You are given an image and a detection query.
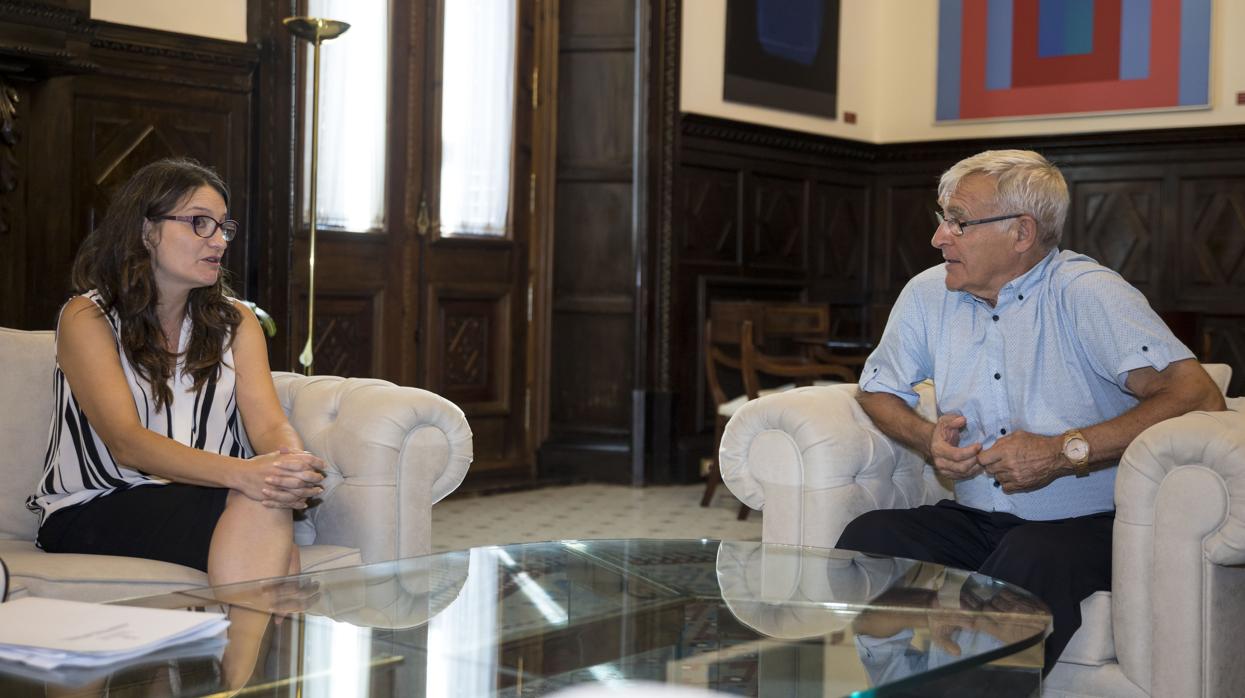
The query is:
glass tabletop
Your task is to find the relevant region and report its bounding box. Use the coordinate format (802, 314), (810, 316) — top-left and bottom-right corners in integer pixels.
(1, 539), (1050, 697)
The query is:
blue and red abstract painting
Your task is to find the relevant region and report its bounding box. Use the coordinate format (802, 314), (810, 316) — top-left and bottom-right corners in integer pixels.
(936, 0), (1211, 121)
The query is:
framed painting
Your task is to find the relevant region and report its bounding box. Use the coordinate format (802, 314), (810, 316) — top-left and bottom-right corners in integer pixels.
(936, 0), (1212, 121)
(723, 0), (841, 119)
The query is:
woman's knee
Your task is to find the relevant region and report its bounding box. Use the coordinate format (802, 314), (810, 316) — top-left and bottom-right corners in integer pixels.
(224, 490), (294, 531)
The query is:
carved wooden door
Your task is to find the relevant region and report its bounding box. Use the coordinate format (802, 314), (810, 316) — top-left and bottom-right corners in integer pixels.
(283, 0), (548, 481)
(411, 0), (544, 480)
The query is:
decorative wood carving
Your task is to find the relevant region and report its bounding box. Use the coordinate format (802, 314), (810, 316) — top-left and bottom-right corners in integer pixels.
(811, 182), (868, 295)
(1177, 178), (1245, 305)
(678, 165), (738, 264)
(445, 311), (488, 390)
(885, 185), (940, 291)
(429, 285), (511, 413)
(655, 0), (680, 392)
(1072, 181), (1160, 293)
(308, 295), (378, 379)
(750, 173), (804, 269)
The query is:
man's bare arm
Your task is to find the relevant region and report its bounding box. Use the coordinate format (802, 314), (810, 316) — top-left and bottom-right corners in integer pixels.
(1084, 358), (1226, 463)
(856, 390), (935, 458)
(979, 358), (1226, 492)
(856, 389), (983, 480)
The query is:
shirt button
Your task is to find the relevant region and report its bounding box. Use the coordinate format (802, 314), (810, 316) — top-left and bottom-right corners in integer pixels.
(1000, 428), (1007, 435)
(994, 372), (1001, 380)
(1142, 345), (1149, 352)
(1018, 294), (1024, 300)
(992, 314), (999, 322)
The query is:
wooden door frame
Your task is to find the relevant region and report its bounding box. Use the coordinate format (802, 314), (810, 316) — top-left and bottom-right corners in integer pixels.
(527, 0), (559, 464)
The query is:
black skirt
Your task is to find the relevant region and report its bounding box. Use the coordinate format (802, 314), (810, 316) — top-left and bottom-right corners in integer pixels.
(36, 483), (230, 572)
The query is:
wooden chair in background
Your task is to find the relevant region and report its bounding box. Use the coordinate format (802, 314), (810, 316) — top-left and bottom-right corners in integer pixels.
(702, 303), (773, 520)
(701, 301), (862, 520)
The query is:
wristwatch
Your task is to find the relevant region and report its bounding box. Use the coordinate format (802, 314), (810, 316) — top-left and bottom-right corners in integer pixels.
(1062, 429), (1091, 478)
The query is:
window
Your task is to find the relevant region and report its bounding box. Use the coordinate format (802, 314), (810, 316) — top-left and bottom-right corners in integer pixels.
(302, 0), (390, 232)
(438, 0), (517, 237)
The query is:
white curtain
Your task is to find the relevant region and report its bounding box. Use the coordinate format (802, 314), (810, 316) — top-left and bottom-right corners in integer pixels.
(303, 0), (389, 232)
(298, 618), (375, 698)
(425, 548), (500, 697)
(439, 0), (516, 236)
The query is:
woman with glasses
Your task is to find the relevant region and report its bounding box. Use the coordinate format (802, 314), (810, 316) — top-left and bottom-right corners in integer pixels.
(25, 157), (323, 683)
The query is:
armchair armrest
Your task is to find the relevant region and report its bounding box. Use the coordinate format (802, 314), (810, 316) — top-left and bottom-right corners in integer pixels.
(272, 373), (473, 563)
(718, 384), (930, 549)
(1112, 407), (1245, 696)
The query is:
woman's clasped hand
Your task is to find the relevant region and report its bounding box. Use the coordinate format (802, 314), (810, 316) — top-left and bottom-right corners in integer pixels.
(248, 448), (327, 509)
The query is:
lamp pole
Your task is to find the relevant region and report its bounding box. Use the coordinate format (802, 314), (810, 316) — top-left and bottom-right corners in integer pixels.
(283, 16), (350, 375)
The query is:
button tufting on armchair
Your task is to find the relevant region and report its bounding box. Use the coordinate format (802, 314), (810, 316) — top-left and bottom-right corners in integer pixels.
(718, 365), (1245, 697)
(0, 327), (473, 603)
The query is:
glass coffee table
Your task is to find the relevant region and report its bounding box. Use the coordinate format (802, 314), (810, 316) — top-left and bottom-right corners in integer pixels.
(0, 539), (1050, 696)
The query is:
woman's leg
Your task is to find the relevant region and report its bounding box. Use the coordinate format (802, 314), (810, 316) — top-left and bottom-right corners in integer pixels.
(207, 490), (294, 586)
(209, 491), (295, 690)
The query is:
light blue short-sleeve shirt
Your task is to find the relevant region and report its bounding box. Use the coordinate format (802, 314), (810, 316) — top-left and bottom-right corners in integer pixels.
(859, 249), (1194, 521)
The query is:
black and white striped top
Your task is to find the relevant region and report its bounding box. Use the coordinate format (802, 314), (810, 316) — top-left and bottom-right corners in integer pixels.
(26, 290), (252, 525)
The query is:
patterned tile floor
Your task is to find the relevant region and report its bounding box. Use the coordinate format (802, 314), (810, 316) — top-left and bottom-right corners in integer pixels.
(431, 484), (762, 553)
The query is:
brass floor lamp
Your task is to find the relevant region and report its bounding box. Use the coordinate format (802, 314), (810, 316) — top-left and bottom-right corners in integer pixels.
(284, 16), (349, 374)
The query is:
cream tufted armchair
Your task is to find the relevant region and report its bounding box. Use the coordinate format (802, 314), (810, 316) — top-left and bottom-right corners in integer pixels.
(719, 366), (1245, 697)
(0, 327), (473, 603)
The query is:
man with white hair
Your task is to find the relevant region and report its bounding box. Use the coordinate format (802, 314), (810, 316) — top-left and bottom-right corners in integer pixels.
(837, 149), (1225, 671)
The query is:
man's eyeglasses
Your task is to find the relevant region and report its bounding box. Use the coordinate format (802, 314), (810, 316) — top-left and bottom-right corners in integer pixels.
(149, 215), (240, 242)
(932, 210), (1024, 237)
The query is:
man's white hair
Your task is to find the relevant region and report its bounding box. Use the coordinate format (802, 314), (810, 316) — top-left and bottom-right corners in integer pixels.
(938, 150), (1069, 249)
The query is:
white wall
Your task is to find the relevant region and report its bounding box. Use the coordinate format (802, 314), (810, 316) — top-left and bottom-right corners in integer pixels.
(682, 0), (1245, 144)
(91, 0), (247, 43)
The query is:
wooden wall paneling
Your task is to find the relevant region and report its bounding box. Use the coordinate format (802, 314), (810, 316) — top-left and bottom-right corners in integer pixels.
(810, 180), (869, 299)
(541, 0), (638, 481)
(554, 182), (634, 296)
(34, 76), (249, 331)
(676, 164), (740, 265)
(748, 172), (806, 270)
(1202, 313), (1245, 397)
(1066, 172), (1164, 297)
(548, 310), (634, 434)
(1175, 175), (1245, 313)
(879, 180), (942, 300)
(0, 5), (257, 331)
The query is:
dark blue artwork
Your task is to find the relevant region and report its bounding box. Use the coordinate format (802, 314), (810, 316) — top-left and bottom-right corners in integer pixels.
(757, 0), (823, 65)
(724, 0), (839, 118)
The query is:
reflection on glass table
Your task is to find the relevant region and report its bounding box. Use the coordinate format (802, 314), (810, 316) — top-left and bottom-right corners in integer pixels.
(0, 539), (1050, 697)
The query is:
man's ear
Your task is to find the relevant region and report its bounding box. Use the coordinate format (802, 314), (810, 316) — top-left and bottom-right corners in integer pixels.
(1012, 215), (1040, 254)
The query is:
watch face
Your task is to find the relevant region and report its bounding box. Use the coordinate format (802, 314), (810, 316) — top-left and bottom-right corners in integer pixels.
(1065, 438), (1089, 462)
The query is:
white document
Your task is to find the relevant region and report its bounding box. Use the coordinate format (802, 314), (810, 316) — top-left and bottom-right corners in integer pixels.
(0, 597), (229, 670)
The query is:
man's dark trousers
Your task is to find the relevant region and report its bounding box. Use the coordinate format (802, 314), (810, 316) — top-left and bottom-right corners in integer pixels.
(837, 499), (1114, 674)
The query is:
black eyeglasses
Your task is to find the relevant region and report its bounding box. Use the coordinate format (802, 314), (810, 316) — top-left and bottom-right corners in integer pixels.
(149, 215), (239, 242)
(932, 210), (1024, 237)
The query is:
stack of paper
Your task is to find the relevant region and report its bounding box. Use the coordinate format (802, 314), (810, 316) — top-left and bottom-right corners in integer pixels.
(0, 597), (229, 671)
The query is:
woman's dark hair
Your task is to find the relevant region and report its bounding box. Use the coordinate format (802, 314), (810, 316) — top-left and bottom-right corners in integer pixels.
(71, 157), (242, 412)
